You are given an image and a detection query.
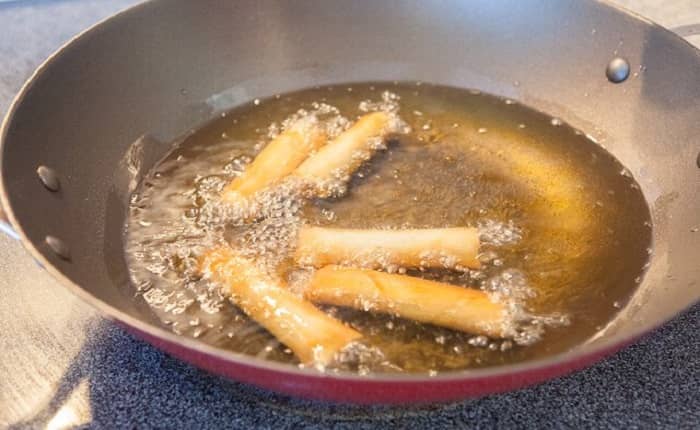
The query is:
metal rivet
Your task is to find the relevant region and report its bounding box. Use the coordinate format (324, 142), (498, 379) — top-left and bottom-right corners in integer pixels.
(36, 165), (60, 191)
(45, 235), (71, 260)
(606, 57), (631, 83)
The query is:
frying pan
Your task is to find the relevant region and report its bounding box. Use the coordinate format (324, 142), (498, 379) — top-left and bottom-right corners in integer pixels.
(0, 0), (698, 404)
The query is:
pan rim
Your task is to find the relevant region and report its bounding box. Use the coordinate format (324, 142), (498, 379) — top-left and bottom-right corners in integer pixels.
(0, 0), (698, 385)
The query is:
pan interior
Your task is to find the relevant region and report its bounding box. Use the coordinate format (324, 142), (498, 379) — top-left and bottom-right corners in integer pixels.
(124, 82), (652, 374)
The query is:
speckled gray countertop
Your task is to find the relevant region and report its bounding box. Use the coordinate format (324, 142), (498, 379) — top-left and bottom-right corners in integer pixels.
(0, 1), (698, 428)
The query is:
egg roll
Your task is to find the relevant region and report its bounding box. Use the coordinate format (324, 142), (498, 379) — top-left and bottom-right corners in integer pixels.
(293, 112), (393, 197)
(200, 248), (361, 366)
(295, 226), (480, 269)
(305, 266), (505, 338)
(222, 123), (326, 204)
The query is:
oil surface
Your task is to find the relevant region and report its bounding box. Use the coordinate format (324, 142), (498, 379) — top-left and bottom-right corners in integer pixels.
(125, 83), (652, 374)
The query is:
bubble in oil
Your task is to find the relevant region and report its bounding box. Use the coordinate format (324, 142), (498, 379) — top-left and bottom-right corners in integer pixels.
(478, 219), (523, 246)
(468, 336), (489, 347)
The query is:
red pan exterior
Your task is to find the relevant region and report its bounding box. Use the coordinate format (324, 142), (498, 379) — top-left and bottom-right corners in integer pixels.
(125, 323), (637, 404)
(2, 0), (699, 406)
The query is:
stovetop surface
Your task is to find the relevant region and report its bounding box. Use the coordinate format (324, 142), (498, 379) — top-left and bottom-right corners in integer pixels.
(0, 1), (698, 428)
